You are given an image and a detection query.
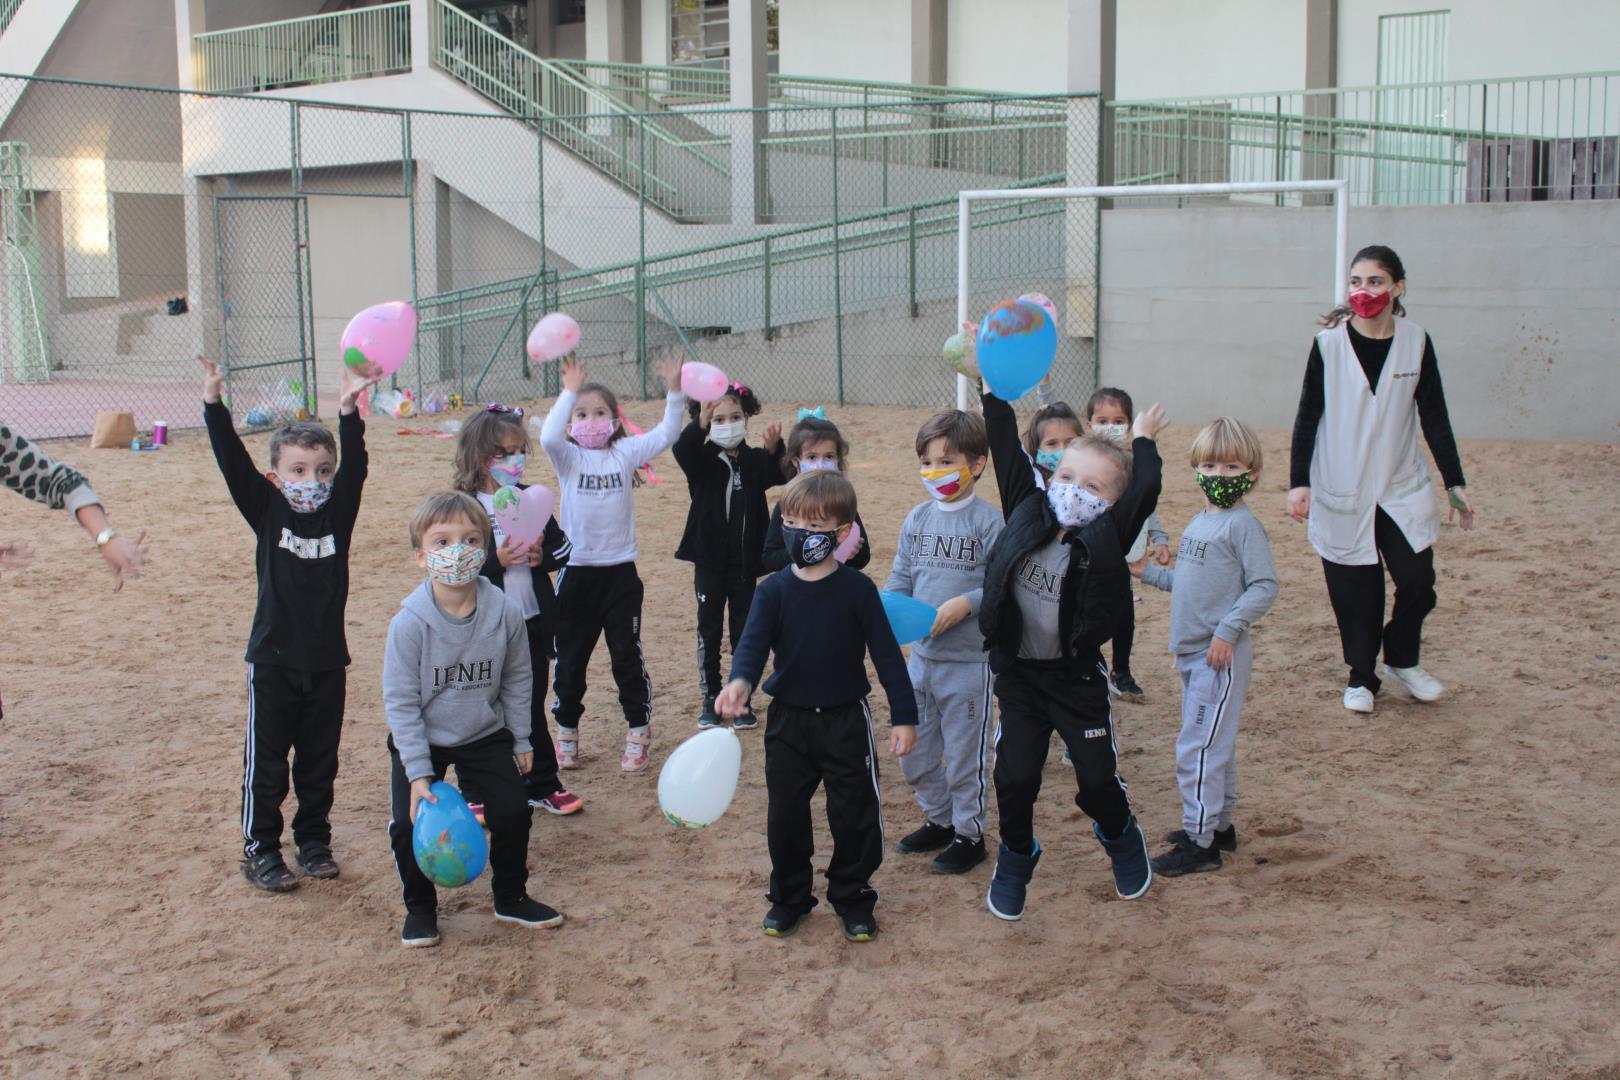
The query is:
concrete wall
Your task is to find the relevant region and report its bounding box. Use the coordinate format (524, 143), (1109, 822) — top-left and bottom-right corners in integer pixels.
(1098, 200), (1620, 442)
(203, 0), (327, 34)
(778, 0), (913, 85)
(945, 0), (1069, 94)
(1114, 0), (1306, 100)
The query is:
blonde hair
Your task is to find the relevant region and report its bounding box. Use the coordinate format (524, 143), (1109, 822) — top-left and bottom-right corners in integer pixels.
(1066, 433), (1133, 500)
(1189, 417), (1263, 471)
(452, 409), (528, 493)
(778, 470), (857, 527)
(408, 491), (491, 550)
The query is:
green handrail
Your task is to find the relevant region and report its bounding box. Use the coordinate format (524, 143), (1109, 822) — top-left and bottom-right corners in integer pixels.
(0, 0), (24, 37)
(192, 3), (411, 94)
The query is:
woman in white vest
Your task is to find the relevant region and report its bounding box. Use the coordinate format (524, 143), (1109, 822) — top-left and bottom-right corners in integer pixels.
(1287, 245), (1475, 714)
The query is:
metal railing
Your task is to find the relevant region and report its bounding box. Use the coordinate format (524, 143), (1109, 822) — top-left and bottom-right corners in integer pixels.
(0, 0), (24, 37)
(192, 3), (412, 94)
(1111, 70), (1620, 205)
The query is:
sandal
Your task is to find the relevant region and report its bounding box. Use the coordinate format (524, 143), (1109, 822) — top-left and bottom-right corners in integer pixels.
(296, 843), (341, 880)
(240, 852), (300, 893)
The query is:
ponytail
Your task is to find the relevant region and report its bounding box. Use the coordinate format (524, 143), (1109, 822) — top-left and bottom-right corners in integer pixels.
(1320, 243), (1408, 327)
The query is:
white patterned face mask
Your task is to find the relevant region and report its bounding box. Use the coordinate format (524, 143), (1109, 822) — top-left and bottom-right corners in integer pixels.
(1091, 423), (1129, 445)
(282, 480), (332, 514)
(425, 543), (486, 586)
(1046, 482), (1112, 530)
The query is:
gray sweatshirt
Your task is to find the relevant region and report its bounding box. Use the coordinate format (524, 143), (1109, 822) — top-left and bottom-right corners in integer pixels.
(1142, 504), (1279, 656)
(884, 494), (1005, 661)
(383, 578), (533, 782)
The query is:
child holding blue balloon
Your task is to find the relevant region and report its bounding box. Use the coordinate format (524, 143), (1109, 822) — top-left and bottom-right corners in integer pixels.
(383, 491), (564, 948)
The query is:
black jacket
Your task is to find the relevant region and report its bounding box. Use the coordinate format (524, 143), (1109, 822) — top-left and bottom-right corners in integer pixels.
(672, 420), (787, 575)
(761, 502), (872, 573)
(978, 391), (1161, 673)
(479, 489), (571, 654)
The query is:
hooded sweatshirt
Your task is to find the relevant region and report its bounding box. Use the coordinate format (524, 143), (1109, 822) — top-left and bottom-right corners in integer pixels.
(383, 578), (533, 782)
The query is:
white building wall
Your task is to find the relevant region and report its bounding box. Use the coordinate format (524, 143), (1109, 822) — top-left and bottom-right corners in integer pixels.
(1113, 0), (1306, 100)
(778, 0), (913, 84)
(945, 0), (1070, 93)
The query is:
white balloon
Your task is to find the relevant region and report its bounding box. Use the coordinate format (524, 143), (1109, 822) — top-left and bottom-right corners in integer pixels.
(657, 728), (742, 829)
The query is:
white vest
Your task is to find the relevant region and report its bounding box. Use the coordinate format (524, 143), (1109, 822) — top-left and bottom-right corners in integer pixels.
(1308, 317), (1440, 566)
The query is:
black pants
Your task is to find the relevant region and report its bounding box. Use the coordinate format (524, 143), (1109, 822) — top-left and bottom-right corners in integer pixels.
(1321, 507), (1437, 692)
(764, 700), (884, 920)
(242, 663), (345, 860)
(1111, 587), (1135, 677)
(694, 564), (757, 699)
(388, 730), (530, 912)
(551, 563), (650, 730)
(992, 657), (1131, 854)
(520, 613), (563, 797)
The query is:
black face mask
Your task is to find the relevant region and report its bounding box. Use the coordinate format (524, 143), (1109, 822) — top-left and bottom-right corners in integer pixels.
(781, 524), (838, 569)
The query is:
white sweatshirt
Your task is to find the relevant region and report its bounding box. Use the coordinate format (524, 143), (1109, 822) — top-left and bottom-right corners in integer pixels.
(537, 388), (685, 566)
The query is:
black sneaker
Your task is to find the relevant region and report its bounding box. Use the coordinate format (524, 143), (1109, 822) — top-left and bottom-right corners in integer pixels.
(697, 697), (722, 729)
(1110, 671), (1145, 703)
(763, 905), (805, 938)
(295, 842), (340, 879)
(930, 835), (987, 875)
(1151, 836), (1223, 876)
(401, 909), (440, 948)
(1163, 825), (1238, 853)
(240, 852), (300, 893)
(896, 821), (955, 854)
(731, 710), (759, 731)
(493, 895), (565, 928)
(840, 914), (878, 942)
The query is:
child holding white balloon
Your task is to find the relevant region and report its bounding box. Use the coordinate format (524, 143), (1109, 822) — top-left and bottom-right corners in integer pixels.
(451, 406), (582, 816)
(538, 355), (685, 773)
(760, 415), (872, 572)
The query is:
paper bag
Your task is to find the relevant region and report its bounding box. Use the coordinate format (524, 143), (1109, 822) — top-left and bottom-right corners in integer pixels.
(89, 411), (136, 449)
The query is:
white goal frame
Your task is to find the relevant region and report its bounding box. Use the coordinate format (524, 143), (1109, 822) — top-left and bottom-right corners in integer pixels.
(954, 179), (1351, 410)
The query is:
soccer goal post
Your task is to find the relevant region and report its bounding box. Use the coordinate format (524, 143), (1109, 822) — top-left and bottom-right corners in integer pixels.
(954, 179), (1351, 410)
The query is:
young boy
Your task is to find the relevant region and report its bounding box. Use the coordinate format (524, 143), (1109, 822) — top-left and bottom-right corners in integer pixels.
(885, 410), (1004, 874)
(1138, 417), (1278, 875)
(201, 355), (372, 893)
(714, 471), (918, 942)
(384, 492), (563, 948)
(977, 388), (1168, 920)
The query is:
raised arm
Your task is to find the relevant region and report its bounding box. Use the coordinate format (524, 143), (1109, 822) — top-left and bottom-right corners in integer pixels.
(329, 409), (369, 532)
(982, 390), (1039, 519)
(672, 416), (710, 480)
(538, 386), (581, 476)
(204, 400), (274, 527)
(618, 387), (687, 468)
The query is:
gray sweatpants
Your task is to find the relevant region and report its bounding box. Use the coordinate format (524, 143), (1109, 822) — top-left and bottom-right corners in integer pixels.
(901, 652), (993, 841)
(1174, 633), (1253, 847)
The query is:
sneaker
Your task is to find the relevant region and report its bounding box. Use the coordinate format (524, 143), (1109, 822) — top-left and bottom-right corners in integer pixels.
(467, 802), (487, 827)
(731, 711), (759, 731)
(840, 914), (878, 942)
(530, 788), (584, 816)
(295, 842), (340, 879)
(1151, 835), (1223, 876)
(697, 698), (722, 729)
(556, 728), (580, 769)
(930, 835), (987, 875)
(1094, 815), (1153, 900)
(240, 852), (300, 893)
(493, 895), (565, 929)
(1382, 664), (1445, 702)
(1164, 825), (1237, 853)
(622, 728), (651, 773)
(763, 905), (805, 938)
(896, 821), (955, 854)
(401, 909), (440, 948)
(1110, 671), (1145, 703)
(986, 839), (1042, 921)
(1343, 686), (1376, 713)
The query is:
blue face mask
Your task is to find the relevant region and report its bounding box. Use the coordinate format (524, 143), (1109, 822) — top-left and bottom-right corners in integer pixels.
(1035, 449), (1063, 472)
(489, 453), (526, 488)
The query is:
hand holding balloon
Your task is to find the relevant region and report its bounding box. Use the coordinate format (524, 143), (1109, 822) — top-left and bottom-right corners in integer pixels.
(929, 594), (972, 637)
(713, 678), (752, 718)
(561, 357), (586, 393)
(408, 777), (438, 824)
(338, 364), (380, 416)
(341, 301), (417, 380)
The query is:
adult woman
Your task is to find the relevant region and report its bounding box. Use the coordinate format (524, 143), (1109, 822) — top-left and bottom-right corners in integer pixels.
(1287, 245), (1475, 714)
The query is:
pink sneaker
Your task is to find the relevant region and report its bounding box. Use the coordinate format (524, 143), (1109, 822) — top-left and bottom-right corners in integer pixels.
(556, 729), (580, 770)
(621, 728), (651, 773)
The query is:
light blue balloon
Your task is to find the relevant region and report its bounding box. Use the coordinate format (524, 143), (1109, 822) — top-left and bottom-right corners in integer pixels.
(976, 299), (1058, 400)
(880, 590), (938, 646)
(412, 780), (488, 888)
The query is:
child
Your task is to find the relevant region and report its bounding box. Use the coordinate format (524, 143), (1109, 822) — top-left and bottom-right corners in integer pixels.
(383, 492), (563, 948)
(1023, 387), (1083, 483)
(452, 405), (582, 816)
(760, 415), (872, 572)
(714, 471), (918, 942)
(672, 384), (786, 730)
(977, 386), (1168, 920)
(1138, 418), (1278, 876)
(885, 410), (1004, 874)
(199, 355), (373, 893)
(539, 356), (685, 773)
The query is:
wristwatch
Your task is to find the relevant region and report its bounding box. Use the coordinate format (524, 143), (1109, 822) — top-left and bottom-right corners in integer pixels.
(96, 527), (117, 548)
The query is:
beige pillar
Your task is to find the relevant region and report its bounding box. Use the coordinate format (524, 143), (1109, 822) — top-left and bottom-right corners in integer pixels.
(909, 0), (946, 87)
(730, 0), (767, 224)
(1303, 0), (1338, 197)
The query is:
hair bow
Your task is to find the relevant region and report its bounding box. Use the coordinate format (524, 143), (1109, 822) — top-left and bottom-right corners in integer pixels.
(797, 406), (826, 421)
(485, 402), (524, 417)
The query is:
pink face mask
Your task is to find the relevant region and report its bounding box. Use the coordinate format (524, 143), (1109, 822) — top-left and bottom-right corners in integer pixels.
(571, 417), (615, 449)
(1348, 289), (1393, 319)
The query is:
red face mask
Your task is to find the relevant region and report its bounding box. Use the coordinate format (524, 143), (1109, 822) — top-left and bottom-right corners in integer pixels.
(1348, 289), (1393, 319)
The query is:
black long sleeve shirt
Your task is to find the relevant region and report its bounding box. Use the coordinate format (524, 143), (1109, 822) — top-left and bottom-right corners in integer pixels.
(1290, 323), (1465, 491)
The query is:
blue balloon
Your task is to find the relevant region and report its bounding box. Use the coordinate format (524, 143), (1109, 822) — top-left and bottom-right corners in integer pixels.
(976, 299), (1058, 401)
(412, 780), (488, 888)
(880, 590), (938, 646)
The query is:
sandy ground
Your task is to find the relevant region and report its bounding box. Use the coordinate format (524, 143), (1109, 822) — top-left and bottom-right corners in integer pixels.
(2, 399), (1618, 1079)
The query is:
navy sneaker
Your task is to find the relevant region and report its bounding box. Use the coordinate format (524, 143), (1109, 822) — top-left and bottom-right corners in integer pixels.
(1164, 825), (1237, 853)
(731, 711), (759, 731)
(763, 905), (806, 938)
(986, 839), (1042, 921)
(697, 698), (722, 729)
(1094, 815), (1153, 900)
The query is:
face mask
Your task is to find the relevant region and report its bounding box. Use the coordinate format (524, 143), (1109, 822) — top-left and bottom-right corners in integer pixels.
(282, 480), (332, 514)
(489, 453), (525, 488)
(1197, 471), (1254, 509)
(1348, 289), (1393, 319)
(571, 417), (615, 449)
(425, 542), (486, 586)
(796, 458), (838, 474)
(709, 420), (747, 449)
(1047, 481), (1112, 530)
(781, 524), (838, 569)
(1035, 448), (1063, 473)
(919, 466), (968, 501)
(1092, 423), (1129, 445)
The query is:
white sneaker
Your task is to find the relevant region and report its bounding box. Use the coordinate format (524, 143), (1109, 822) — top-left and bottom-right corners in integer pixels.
(1382, 664), (1445, 702)
(1343, 686), (1376, 713)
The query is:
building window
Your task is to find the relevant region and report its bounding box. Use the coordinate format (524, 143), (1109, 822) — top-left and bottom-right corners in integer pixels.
(671, 0), (777, 67)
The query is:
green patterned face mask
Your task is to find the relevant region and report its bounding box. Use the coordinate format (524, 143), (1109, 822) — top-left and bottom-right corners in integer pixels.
(1196, 471), (1254, 509)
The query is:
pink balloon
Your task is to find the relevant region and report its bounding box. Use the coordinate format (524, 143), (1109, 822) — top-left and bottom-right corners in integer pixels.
(1017, 292), (1059, 326)
(833, 521), (862, 564)
(340, 301), (417, 380)
(527, 313), (582, 362)
(491, 484), (554, 549)
(680, 361), (730, 403)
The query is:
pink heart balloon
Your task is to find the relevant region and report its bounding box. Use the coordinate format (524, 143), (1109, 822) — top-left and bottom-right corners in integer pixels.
(527, 313), (582, 362)
(491, 484), (554, 549)
(340, 301), (417, 380)
(833, 521), (862, 564)
(680, 361), (730, 403)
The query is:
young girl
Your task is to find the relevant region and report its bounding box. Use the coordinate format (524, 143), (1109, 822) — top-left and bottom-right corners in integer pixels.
(672, 384), (786, 730)
(761, 416), (872, 572)
(539, 356), (685, 773)
(452, 406), (582, 815)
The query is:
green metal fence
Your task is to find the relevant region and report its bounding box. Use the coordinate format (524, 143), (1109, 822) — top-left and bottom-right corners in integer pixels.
(192, 3), (412, 94)
(0, 0), (24, 38)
